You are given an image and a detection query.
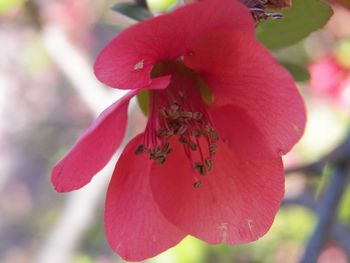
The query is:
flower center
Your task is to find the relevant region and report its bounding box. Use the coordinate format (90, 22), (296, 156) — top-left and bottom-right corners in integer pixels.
(135, 61), (218, 188)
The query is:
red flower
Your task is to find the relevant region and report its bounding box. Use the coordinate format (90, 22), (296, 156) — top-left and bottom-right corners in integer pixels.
(51, 0), (306, 260)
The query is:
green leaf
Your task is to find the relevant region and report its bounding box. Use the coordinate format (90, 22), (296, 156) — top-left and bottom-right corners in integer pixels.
(111, 2), (152, 21)
(136, 90), (150, 116)
(281, 62), (310, 82)
(256, 0), (333, 50)
(146, 0), (179, 13)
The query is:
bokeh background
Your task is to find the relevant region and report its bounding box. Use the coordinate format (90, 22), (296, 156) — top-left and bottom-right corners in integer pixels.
(1, 0), (350, 262)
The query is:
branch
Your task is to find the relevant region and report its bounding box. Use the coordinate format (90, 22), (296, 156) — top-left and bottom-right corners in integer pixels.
(25, 2), (129, 263)
(299, 164), (349, 263)
(35, 160), (115, 263)
(332, 224), (350, 257)
(283, 192), (350, 259)
(285, 160), (324, 176)
(285, 129), (350, 176)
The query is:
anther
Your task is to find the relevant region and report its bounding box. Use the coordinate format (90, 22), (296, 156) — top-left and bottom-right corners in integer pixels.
(181, 111), (193, 119)
(205, 158), (212, 171)
(135, 145), (145, 155)
(205, 126), (219, 141)
(167, 110), (180, 120)
(189, 141), (197, 151)
(209, 132), (219, 141)
(209, 144), (218, 154)
(149, 144), (171, 165)
(178, 125), (187, 135)
(193, 180), (202, 188)
(171, 102), (179, 111)
(193, 112), (202, 121)
(194, 162), (206, 176)
(155, 155), (166, 164)
(162, 143), (171, 154)
(179, 137), (189, 145)
(191, 129), (203, 137)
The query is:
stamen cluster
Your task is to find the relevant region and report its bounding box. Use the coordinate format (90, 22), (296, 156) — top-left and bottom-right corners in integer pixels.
(135, 89), (219, 186)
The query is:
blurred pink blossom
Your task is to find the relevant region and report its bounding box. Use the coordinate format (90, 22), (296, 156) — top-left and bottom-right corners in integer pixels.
(309, 56), (350, 112)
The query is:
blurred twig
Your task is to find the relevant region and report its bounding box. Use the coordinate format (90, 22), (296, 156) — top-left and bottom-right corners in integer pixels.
(300, 164), (349, 263)
(283, 187), (350, 260)
(284, 129), (350, 262)
(286, 130), (350, 176)
(24, 1), (128, 263)
(41, 25), (126, 114)
(35, 160), (114, 263)
(332, 224), (350, 256)
(36, 29), (125, 263)
(285, 160), (324, 176)
(24, 0), (42, 29)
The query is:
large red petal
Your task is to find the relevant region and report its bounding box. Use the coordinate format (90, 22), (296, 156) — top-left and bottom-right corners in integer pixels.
(185, 30), (306, 159)
(51, 76), (170, 192)
(94, 0), (253, 90)
(209, 105), (276, 159)
(51, 91), (132, 192)
(150, 139), (284, 244)
(105, 134), (186, 261)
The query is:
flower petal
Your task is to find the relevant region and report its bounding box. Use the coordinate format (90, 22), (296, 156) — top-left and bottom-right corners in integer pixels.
(105, 134), (186, 261)
(51, 92), (132, 192)
(51, 76), (170, 192)
(94, 0), (253, 90)
(150, 139), (284, 244)
(209, 105), (275, 159)
(185, 30), (306, 159)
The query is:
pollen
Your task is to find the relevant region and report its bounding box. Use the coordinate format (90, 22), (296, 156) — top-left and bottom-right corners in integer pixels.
(136, 98), (219, 173)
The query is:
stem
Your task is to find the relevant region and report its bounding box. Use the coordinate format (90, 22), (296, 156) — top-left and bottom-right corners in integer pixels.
(299, 164), (349, 263)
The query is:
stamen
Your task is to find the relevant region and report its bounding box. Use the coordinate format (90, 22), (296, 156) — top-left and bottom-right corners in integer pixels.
(191, 129), (203, 137)
(189, 141), (197, 151)
(139, 93), (217, 169)
(135, 145), (145, 155)
(205, 158), (212, 171)
(135, 61), (219, 186)
(193, 180), (202, 189)
(209, 144), (218, 154)
(178, 125), (187, 135)
(194, 162), (206, 176)
(193, 112), (203, 121)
